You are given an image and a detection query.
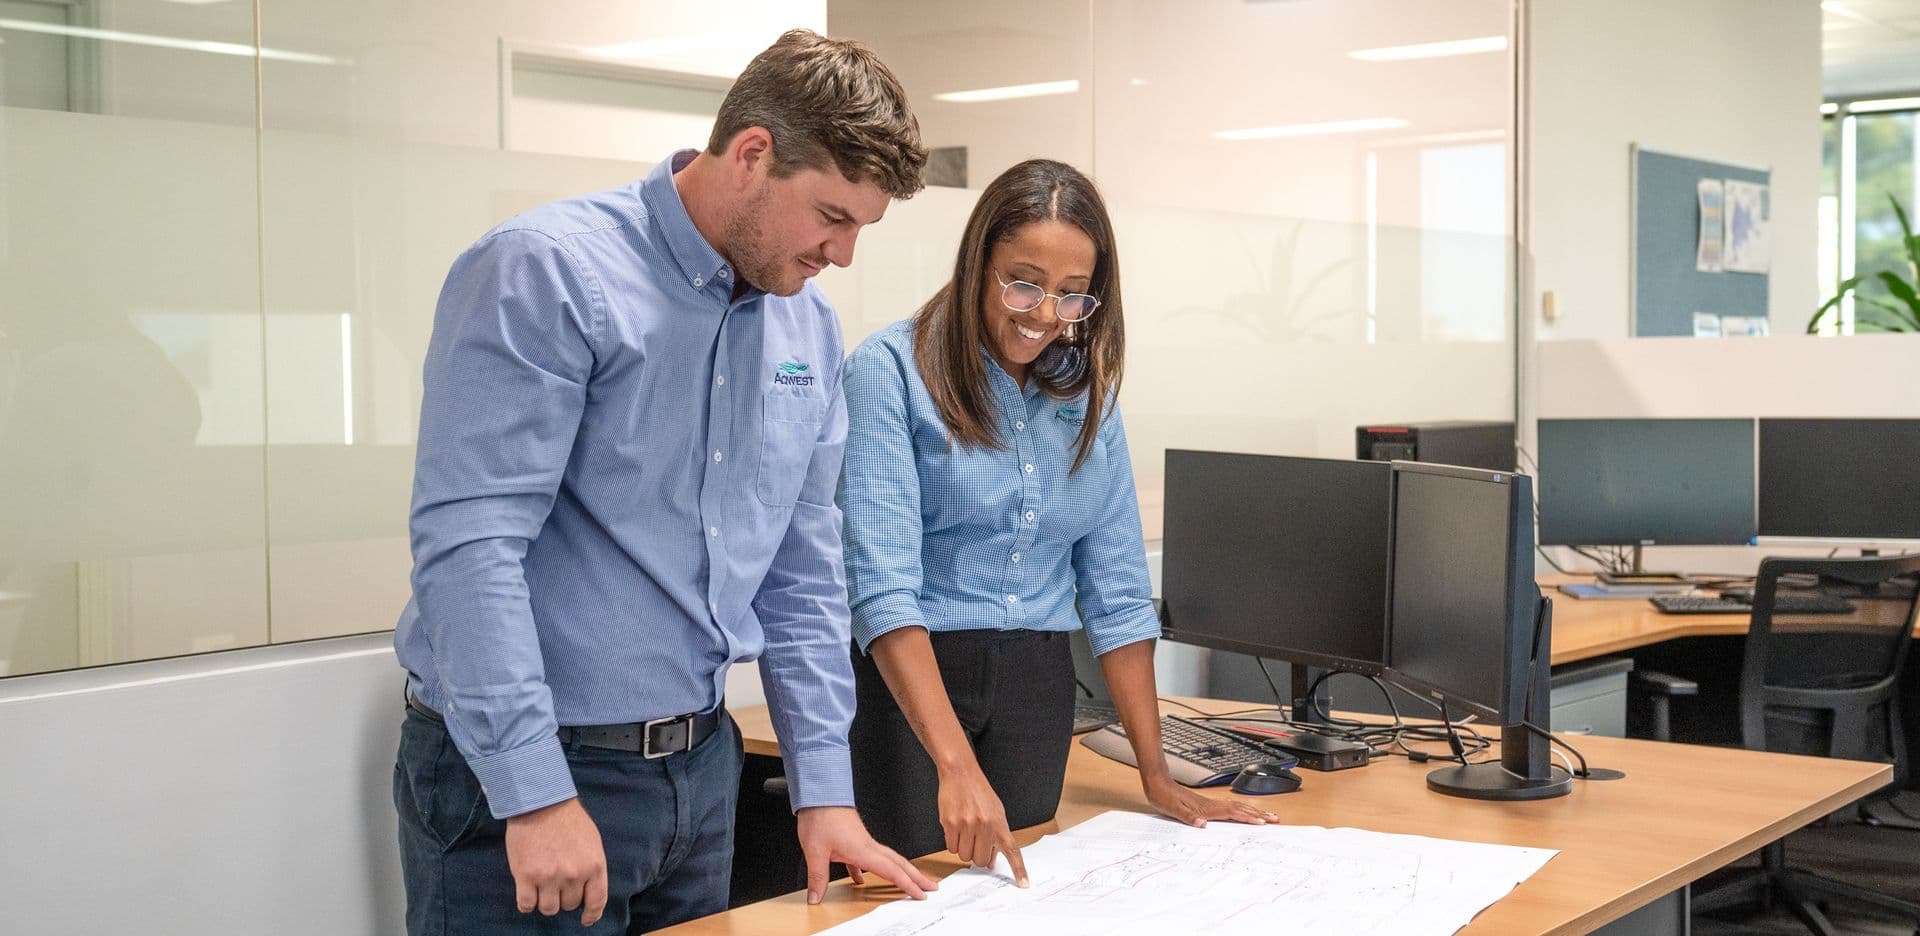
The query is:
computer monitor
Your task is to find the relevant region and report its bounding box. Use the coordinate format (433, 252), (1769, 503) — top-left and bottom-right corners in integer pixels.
(1758, 419), (1920, 541)
(1537, 418), (1756, 547)
(1160, 450), (1391, 677)
(1385, 461), (1570, 801)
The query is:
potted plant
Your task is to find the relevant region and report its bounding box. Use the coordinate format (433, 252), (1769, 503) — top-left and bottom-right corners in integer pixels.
(1808, 193), (1920, 333)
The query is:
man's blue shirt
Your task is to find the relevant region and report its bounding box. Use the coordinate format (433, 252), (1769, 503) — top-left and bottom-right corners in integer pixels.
(396, 150), (855, 818)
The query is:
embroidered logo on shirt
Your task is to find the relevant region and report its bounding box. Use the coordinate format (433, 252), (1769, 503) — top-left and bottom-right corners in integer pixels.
(773, 360), (815, 386)
(1057, 406), (1084, 425)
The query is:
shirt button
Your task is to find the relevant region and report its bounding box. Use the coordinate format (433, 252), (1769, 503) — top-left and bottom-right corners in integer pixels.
(1015, 421), (1026, 431)
(1025, 511), (1035, 524)
(715, 375), (725, 386)
(1011, 552), (1022, 563)
(709, 527), (719, 538)
(718, 268), (731, 279)
(709, 601), (719, 616)
(1023, 463), (1034, 474)
(713, 450), (724, 463)
(1006, 594), (1019, 604)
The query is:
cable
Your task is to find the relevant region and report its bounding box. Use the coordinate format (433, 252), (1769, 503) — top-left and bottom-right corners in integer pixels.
(1521, 720), (1592, 777)
(1075, 677), (1095, 699)
(1254, 658), (1285, 709)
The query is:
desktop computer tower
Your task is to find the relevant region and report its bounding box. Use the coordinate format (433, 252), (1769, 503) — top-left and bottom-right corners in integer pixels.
(1356, 421), (1514, 471)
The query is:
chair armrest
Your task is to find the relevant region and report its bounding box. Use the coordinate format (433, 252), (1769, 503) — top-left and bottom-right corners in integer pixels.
(1631, 669), (1698, 697)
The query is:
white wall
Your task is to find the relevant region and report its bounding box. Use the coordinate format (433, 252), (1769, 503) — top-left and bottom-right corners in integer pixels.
(0, 635), (406, 934)
(1527, 0), (1823, 341)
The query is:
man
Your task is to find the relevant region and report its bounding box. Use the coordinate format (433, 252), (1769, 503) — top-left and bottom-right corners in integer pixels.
(392, 29), (936, 933)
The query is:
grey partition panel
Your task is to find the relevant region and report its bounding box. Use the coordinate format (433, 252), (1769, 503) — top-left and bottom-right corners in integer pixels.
(1631, 146), (1769, 337)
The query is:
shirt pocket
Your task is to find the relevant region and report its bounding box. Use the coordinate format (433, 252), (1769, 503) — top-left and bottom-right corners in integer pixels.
(757, 389), (827, 507)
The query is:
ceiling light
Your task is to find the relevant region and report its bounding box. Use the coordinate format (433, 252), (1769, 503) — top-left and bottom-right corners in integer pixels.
(1215, 117), (1409, 141)
(0, 17), (342, 64)
(933, 79), (1080, 103)
(1349, 36), (1506, 62)
(1847, 96), (1920, 113)
(1821, 102), (1840, 115)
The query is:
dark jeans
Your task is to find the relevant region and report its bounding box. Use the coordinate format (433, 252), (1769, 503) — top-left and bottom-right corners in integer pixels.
(394, 704), (743, 935)
(849, 628), (1077, 860)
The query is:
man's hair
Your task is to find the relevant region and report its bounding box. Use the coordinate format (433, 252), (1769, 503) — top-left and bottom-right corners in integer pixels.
(708, 29), (927, 200)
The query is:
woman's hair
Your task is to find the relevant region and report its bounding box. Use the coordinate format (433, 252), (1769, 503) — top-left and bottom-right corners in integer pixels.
(911, 159), (1124, 472)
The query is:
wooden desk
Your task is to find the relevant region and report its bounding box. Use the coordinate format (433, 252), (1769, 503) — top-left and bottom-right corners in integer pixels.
(1544, 575), (1920, 665)
(676, 698), (1888, 936)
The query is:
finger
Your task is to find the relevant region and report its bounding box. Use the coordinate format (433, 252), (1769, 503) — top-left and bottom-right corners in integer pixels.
(847, 865), (867, 886)
(998, 831), (1030, 887)
(560, 878), (585, 912)
(805, 847), (830, 905)
(877, 854), (930, 900)
(515, 872), (536, 914)
(954, 826), (977, 867)
(538, 881), (562, 916)
(581, 867), (608, 927)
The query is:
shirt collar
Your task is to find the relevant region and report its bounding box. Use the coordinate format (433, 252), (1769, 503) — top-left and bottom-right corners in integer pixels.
(641, 149), (755, 296)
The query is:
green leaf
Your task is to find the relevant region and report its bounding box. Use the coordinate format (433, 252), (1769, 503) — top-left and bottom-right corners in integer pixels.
(1876, 270), (1920, 317)
(1807, 274), (1866, 333)
(1891, 194), (1920, 276)
(1858, 297), (1917, 332)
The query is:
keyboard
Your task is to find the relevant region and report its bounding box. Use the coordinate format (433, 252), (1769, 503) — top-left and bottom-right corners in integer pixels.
(1649, 594), (1748, 614)
(1071, 700), (1120, 735)
(1650, 592), (1857, 615)
(1079, 715), (1295, 787)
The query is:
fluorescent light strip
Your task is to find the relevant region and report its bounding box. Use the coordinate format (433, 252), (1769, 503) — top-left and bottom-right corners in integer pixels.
(1349, 36), (1506, 61)
(1822, 102), (1841, 115)
(1846, 96), (1920, 113)
(0, 17), (344, 65)
(933, 79), (1080, 103)
(1215, 117), (1408, 141)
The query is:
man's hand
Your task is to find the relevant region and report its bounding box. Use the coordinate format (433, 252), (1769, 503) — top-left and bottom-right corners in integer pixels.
(936, 767), (1029, 886)
(505, 798), (609, 926)
(795, 806), (938, 905)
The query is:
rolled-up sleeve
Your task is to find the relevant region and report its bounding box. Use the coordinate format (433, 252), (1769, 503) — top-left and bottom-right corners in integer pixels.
(1071, 404), (1161, 657)
(409, 229), (600, 818)
(754, 321), (858, 811)
(837, 341), (928, 653)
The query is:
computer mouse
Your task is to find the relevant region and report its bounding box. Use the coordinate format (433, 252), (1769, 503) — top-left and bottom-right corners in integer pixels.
(1231, 762), (1302, 795)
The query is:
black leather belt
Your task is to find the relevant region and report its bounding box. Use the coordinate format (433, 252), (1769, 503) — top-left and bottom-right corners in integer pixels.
(407, 690), (720, 759)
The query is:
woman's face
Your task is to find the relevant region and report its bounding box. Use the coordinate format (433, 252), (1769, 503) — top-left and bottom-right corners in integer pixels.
(978, 219), (1097, 384)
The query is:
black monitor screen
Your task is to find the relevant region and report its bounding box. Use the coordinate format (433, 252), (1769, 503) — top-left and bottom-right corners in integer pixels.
(1759, 419), (1920, 540)
(1537, 418), (1755, 546)
(1387, 464), (1531, 722)
(1161, 451), (1390, 674)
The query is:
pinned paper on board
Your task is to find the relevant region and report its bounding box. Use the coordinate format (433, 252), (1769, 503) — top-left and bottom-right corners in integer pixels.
(1723, 179), (1770, 273)
(1696, 178), (1724, 272)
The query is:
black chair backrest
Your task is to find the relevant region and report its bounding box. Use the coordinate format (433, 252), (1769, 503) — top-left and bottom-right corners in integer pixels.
(1740, 554), (1920, 784)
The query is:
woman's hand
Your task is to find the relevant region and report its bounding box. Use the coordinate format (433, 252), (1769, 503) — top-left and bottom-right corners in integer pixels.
(937, 766), (1030, 886)
(1142, 774), (1281, 828)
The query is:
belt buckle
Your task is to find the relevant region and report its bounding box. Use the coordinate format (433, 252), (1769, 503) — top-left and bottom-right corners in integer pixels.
(642, 715), (691, 759)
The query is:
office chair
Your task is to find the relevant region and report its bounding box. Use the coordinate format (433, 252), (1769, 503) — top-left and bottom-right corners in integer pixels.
(1637, 555), (1920, 935)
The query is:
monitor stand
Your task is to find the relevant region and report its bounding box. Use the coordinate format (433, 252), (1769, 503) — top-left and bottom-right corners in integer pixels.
(1595, 545), (1683, 584)
(1289, 663), (1331, 727)
(1426, 595), (1574, 801)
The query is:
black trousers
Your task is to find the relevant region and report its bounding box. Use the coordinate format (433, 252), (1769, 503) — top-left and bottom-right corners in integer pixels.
(849, 628), (1077, 860)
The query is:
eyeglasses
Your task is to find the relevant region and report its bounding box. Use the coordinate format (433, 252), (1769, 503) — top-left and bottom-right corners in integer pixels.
(995, 271), (1101, 323)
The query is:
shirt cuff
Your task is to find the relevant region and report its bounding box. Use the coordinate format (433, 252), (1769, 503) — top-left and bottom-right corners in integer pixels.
(784, 746), (856, 812)
(467, 735), (578, 819)
(1086, 602), (1163, 657)
(851, 591), (923, 654)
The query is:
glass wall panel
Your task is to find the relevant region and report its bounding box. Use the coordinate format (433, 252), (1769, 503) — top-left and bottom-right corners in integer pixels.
(0, 2), (266, 677)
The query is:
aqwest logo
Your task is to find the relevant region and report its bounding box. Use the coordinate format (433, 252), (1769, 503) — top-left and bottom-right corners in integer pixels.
(773, 360), (815, 386)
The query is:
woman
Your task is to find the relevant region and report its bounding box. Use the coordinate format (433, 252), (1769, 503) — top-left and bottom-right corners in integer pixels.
(839, 159), (1276, 883)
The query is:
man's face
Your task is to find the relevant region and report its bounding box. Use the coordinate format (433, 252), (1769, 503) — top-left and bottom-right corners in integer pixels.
(725, 165), (891, 297)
